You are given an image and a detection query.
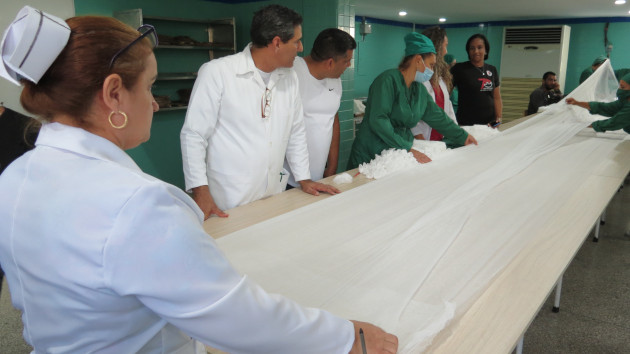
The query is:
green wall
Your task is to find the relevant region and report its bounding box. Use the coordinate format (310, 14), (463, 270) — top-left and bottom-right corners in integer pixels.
(75, 0), (340, 189)
(354, 22), (411, 98)
(353, 18), (630, 98)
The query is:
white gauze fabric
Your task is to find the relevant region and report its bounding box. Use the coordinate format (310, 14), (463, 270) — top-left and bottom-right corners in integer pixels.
(358, 149), (417, 179)
(332, 172), (353, 184)
(216, 61), (621, 353)
(462, 124), (501, 141)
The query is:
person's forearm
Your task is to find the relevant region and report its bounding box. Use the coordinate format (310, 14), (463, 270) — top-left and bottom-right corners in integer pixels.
(324, 114), (340, 177)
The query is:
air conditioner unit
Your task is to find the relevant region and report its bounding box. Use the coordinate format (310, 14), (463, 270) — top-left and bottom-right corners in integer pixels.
(500, 25), (571, 91)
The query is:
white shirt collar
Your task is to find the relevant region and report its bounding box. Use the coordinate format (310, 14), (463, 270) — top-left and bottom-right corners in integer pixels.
(35, 122), (141, 172)
(237, 43), (289, 89)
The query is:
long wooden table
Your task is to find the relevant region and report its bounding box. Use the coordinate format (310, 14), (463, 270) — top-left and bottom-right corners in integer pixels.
(203, 116), (630, 353)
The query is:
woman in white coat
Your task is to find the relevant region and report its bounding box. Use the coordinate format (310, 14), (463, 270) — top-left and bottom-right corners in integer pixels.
(0, 8), (397, 354)
(411, 26), (458, 141)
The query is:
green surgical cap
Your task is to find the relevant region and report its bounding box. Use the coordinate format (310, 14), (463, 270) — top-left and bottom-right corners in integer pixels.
(444, 54), (455, 65)
(620, 72), (630, 84)
(592, 55), (607, 66)
(404, 32), (436, 57)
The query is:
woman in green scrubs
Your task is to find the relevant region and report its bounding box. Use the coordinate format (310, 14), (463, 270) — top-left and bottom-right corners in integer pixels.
(348, 33), (477, 169)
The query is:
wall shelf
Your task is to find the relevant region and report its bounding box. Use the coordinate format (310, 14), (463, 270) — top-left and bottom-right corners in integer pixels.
(114, 9), (236, 114)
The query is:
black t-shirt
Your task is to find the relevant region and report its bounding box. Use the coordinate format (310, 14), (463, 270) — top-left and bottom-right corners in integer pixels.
(451, 61), (500, 126)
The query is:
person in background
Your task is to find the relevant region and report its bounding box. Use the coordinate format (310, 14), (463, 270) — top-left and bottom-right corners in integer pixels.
(348, 32), (477, 169)
(567, 72), (630, 134)
(526, 71), (563, 115)
(284, 28), (356, 188)
(0, 106), (39, 174)
(181, 5), (339, 219)
(0, 7), (397, 353)
(0, 105), (40, 297)
(411, 26), (457, 141)
(451, 33), (503, 127)
(579, 55), (607, 84)
(444, 53), (458, 113)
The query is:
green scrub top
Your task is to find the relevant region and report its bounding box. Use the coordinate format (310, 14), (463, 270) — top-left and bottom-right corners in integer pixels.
(579, 67), (594, 84)
(348, 69), (468, 169)
(589, 99), (630, 133)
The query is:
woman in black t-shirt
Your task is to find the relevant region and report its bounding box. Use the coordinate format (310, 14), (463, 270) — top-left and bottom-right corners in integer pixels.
(451, 34), (503, 126)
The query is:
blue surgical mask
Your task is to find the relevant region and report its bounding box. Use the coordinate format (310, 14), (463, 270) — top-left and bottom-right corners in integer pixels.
(414, 58), (434, 83)
(616, 88), (630, 101)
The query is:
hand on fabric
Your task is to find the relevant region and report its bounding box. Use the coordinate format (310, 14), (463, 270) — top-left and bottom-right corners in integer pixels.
(299, 179), (341, 196)
(411, 149), (432, 164)
(349, 321), (398, 354)
(191, 185), (229, 220)
(566, 98), (590, 110)
(464, 134), (478, 146)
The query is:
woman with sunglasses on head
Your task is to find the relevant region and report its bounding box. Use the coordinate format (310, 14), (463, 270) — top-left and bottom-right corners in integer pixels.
(0, 7), (397, 354)
(411, 26), (457, 142)
(348, 33), (476, 169)
(451, 33), (503, 127)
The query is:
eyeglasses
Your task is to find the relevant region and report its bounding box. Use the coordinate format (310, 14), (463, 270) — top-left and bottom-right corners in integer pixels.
(108, 24), (158, 70)
(261, 88), (272, 118)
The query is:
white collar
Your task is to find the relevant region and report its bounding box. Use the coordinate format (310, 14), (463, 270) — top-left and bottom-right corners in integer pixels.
(35, 122), (141, 172)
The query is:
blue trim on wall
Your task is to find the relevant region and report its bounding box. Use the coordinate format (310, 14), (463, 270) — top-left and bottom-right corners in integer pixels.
(356, 15), (630, 29)
(205, 0), (267, 3)
(356, 16), (414, 29)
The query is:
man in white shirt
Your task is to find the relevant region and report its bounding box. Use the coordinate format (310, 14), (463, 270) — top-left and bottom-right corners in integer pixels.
(285, 28), (356, 187)
(181, 5), (339, 219)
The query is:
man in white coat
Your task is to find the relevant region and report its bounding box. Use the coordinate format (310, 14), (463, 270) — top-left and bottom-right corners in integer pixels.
(181, 5), (339, 219)
(285, 28), (356, 188)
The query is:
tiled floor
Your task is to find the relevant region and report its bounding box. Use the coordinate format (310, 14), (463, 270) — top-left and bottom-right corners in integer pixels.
(2, 183), (630, 353)
(520, 181), (630, 353)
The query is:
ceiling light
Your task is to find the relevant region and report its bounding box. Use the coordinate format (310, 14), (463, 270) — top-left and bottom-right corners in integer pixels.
(399, 11), (407, 16)
(615, 0), (626, 4)
(439, 18), (447, 22)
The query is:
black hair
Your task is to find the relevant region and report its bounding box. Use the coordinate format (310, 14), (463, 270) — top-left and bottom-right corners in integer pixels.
(543, 71), (556, 80)
(250, 5), (303, 48)
(310, 28), (356, 62)
(466, 33), (490, 60)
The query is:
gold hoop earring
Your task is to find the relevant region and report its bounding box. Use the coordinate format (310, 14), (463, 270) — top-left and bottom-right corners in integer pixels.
(108, 111), (128, 129)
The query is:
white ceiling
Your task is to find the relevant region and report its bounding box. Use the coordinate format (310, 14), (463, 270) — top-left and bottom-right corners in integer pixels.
(354, 0), (630, 25)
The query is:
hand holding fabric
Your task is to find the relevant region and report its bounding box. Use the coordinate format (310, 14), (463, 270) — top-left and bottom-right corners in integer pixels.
(349, 320), (398, 354)
(566, 98), (590, 110)
(464, 134), (478, 146)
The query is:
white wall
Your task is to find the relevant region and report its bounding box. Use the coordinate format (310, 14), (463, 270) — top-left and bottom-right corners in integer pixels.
(1, 0), (74, 115)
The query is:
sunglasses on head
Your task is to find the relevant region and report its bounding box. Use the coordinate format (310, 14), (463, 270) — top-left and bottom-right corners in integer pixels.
(108, 24), (158, 69)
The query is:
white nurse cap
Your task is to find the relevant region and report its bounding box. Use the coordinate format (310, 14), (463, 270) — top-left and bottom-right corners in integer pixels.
(0, 6), (70, 85)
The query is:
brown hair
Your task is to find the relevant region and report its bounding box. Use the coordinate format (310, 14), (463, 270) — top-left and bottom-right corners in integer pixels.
(20, 16), (153, 124)
(421, 26), (452, 92)
(398, 53), (433, 71)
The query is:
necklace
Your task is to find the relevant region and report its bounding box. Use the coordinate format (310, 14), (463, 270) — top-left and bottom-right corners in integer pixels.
(474, 63), (486, 76)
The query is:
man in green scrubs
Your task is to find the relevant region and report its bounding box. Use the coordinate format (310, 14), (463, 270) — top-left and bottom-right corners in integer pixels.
(567, 72), (630, 133)
(579, 55), (607, 84)
(348, 33), (476, 169)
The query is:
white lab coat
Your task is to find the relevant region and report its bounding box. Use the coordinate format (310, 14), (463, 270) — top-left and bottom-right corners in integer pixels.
(411, 78), (457, 139)
(285, 56), (342, 186)
(0, 123), (353, 353)
(181, 45), (310, 210)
